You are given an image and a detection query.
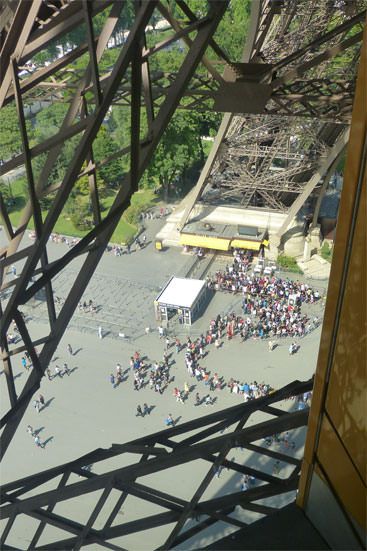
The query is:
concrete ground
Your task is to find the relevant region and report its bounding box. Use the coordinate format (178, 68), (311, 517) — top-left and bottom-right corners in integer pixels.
(0, 219), (328, 550)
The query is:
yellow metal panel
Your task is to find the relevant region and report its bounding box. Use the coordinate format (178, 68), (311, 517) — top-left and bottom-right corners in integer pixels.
(318, 416), (366, 529)
(325, 179), (366, 483)
(297, 25), (366, 528)
(230, 239), (261, 250)
(180, 233), (230, 251)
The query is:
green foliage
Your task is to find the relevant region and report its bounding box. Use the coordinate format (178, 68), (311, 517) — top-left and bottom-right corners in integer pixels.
(277, 255), (303, 273)
(116, 189), (157, 227)
(1, 2), (254, 239)
(213, 0), (251, 61)
(320, 242), (333, 262)
(0, 105), (22, 160)
(123, 204), (141, 226)
(144, 111), (204, 196)
(93, 126), (123, 186)
(0, 179), (12, 202)
(31, 103), (68, 140)
(69, 197), (93, 231)
(33, 44), (58, 66)
(30, 104), (78, 188)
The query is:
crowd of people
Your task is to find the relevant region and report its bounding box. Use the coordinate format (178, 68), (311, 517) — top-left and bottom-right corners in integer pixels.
(16, 242), (317, 475)
(104, 332), (278, 416)
(204, 309), (320, 344)
(204, 252), (321, 340)
(28, 231), (147, 257)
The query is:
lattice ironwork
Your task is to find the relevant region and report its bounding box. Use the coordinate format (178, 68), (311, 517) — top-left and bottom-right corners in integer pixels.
(178, 0), (365, 228)
(204, 116), (328, 209)
(0, 1), (364, 546)
(0, 379), (312, 550)
(0, 0), (229, 459)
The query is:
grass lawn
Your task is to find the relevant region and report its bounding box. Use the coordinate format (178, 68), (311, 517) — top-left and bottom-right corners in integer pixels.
(2, 178), (158, 244)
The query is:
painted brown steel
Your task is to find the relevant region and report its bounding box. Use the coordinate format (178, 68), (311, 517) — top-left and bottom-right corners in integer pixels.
(0, 380), (312, 549)
(0, 0), (229, 461)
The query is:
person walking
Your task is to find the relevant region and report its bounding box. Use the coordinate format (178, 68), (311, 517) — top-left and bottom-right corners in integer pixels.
(33, 399), (40, 413)
(175, 337), (181, 354)
(164, 336), (170, 350)
(98, 326), (103, 339)
(116, 363), (122, 381)
(195, 392), (201, 406)
(136, 405), (143, 417)
(67, 343), (73, 355)
(214, 465), (222, 479)
(205, 395), (214, 406)
(25, 351), (31, 367)
(39, 394), (45, 409)
(194, 367), (202, 382)
(184, 381), (189, 398)
(27, 425), (34, 437)
(241, 475), (249, 491)
(34, 435), (43, 448)
(143, 403), (150, 416)
(46, 368), (52, 381)
(63, 363), (70, 376)
(54, 365), (62, 378)
(165, 413), (175, 427)
(21, 356), (28, 371)
(109, 373), (115, 388)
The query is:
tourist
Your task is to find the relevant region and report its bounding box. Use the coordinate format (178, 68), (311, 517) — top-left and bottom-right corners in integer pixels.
(27, 425), (34, 437)
(63, 363), (70, 376)
(54, 365), (62, 378)
(165, 414), (175, 427)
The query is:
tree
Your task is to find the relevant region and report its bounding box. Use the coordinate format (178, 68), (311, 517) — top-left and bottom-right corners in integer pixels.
(0, 105), (22, 161)
(143, 111), (203, 198)
(65, 174), (105, 230)
(29, 103), (81, 190)
(93, 126), (124, 187)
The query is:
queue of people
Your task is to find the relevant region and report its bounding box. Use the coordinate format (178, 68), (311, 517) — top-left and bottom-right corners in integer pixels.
(205, 255), (321, 340)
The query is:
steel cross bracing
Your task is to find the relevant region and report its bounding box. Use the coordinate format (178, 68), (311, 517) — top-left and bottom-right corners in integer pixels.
(178, 0), (365, 229)
(0, 0), (230, 459)
(204, 116), (329, 209)
(0, 1), (363, 543)
(0, 379), (312, 550)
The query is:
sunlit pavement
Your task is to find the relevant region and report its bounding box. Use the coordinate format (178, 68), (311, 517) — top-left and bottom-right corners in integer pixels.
(0, 221), (327, 549)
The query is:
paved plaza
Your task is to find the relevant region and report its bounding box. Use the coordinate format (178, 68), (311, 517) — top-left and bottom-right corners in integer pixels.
(0, 220), (328, 549)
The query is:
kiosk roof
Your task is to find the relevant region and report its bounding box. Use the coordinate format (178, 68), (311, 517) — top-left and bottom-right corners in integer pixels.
(156, 277), (206, 309)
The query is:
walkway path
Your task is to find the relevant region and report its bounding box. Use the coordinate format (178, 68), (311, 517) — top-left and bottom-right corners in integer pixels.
(0, 221), (326, 550)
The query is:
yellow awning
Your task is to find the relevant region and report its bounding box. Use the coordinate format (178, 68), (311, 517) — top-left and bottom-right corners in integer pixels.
(180, 233), (230, 251)
(230, 239), (261, 251)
